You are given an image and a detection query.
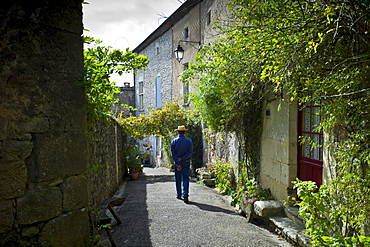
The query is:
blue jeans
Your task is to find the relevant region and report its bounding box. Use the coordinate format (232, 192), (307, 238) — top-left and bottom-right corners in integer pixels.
(174, 160), (190, 198)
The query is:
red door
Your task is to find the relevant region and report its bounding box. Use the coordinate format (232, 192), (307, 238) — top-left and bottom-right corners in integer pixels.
(298, 104), (323, 187)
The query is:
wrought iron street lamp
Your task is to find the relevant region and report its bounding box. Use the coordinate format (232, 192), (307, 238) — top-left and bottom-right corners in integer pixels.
(174, 40), (201, 63)
(174, 45), (184, 63)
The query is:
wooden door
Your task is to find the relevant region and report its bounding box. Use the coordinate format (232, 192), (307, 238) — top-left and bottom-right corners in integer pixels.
(298, 104), (323, 187)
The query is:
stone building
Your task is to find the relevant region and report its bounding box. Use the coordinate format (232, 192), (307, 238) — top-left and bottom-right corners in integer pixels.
(112, 83), (135, 118)
(132, 0), (324, 203)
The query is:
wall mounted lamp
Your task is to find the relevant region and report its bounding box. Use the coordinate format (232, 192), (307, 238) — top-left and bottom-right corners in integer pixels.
(174, 40), (201, 63)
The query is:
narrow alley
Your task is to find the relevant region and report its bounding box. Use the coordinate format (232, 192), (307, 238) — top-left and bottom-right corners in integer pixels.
(109, 167), (291, 247)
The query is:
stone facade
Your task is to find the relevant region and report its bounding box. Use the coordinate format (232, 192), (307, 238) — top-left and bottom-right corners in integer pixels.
(172, 2), (201, 107)
(133, 17), (174, 167)
(132, 0), (300, 202)
(112, 84), (135, 118)
(0, 1), (127, 245)
(134, 29), (173, 114)
(132, 0), (224, 168)
(87, 119), (127, 206)
(260, 99), (299, 201)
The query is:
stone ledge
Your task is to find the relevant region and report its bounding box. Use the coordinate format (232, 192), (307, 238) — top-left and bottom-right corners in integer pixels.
(202, 178), (216, 186)
(254, 200), (284, 217)
(284, 206), (305, 228)
(237, 200), (311, 247)
(269, 217), (311, 247)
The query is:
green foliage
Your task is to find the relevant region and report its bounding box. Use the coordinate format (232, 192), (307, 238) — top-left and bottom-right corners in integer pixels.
(123, 145), (142, 171)
(82, 36), (148, 123)
(117, 102), (192, 165)
(231, 180), (274, 207)
(85, 163), (103, 177)
(208, 158), (235, 194)
(117, 102), (190, 139)
(184, 0), (370, 244)
(293, 178), (370, 247)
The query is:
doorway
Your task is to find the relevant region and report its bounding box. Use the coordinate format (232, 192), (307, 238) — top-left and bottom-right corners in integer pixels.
(297, 103), (323, 187)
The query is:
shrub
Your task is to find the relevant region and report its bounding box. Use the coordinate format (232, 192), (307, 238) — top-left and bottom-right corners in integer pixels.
(231, 180), (274, 207)
(208, 159), (235, 194)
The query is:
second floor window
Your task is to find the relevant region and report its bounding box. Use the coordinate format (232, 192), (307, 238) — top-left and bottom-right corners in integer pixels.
(207, 10), (212, 26)
(183, 63), (189, 105)
(139, 81), (144, 110)
(156, 77), (162, 108)
(184, 27), (189, 39)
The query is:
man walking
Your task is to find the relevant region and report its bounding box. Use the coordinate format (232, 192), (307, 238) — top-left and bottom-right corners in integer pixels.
(171, 126), (193, 204)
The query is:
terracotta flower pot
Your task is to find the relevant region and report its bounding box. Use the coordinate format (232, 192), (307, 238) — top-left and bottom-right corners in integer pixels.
(129, 172), (139, 180)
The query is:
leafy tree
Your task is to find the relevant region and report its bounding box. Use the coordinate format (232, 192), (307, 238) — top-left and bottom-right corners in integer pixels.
(116, 102), (192, 164)
(82, 36), (148, 122)
(184, 0), (370, 244)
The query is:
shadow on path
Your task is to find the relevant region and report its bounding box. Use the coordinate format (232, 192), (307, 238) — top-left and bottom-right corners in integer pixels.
(109, 168), (291, 247)
(145, 174), (174, 184)
(112, 175), (152, 247)
(189, 201), (237, 215)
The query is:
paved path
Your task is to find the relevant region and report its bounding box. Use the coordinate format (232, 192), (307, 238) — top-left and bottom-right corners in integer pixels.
(111, 167), (291, 247)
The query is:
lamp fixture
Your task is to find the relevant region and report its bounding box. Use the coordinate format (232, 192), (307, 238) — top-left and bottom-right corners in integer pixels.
(174, 40), (201, 63)
(174, 45), (184, 63)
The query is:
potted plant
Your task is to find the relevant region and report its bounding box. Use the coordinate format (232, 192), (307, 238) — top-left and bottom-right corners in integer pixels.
(142, 143), (153, 165)
(142, 153), (151, 164)
(123, 145), (142, 179)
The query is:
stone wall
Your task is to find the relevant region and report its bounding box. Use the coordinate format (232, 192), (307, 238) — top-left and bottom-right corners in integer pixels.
(134, 27), (173, 167)
(0, 1), (127, 245)
(135, 30), (173, 114)
(260, 98), (298, 201)
(87, 119), (127, 206)
(112, 85), (135, 118)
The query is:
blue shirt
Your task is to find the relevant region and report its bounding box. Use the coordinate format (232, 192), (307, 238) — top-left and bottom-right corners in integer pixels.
(171, 135), (193, 164)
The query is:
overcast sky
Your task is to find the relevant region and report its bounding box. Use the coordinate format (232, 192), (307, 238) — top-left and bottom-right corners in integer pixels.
(83, 0), (183, 85)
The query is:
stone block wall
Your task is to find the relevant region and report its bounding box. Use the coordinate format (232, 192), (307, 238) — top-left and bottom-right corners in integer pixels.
(0, 1), (89, 245)
(87, 119), (127, 206)
(135, 29), (173, 113)
(0, 1), (128, 245)
(112, 85), (135, 118)
(260, 99), (298, 201)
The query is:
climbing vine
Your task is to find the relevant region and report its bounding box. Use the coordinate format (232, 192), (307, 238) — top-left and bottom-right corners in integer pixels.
(184, 0), (370, 244)
(82, 36), (148, 123)
(116, 102), (192, 164)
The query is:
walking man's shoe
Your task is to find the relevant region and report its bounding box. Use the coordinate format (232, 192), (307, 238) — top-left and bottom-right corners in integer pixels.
(176, 196), (182, 200)
(184, 197), (189, 204)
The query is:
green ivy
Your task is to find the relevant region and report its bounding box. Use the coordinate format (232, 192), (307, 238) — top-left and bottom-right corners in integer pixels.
(208, 158), (235, 194)
(293, 178), (370, 246)
(231, 180), (274, 207)
(184, 0), (370, 244)
(82, 36), (148, 123)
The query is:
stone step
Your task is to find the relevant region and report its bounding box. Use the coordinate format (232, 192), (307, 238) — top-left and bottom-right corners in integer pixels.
(269, 217), (311, 247)
(284, 206), (305, 228)
(254, 200), (284, 217)
(249, 201), (311, 247)
(202, 178), (216, 186)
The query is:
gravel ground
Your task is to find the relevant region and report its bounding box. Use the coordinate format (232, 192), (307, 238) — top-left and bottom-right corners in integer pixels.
(110, 167), (292, 247)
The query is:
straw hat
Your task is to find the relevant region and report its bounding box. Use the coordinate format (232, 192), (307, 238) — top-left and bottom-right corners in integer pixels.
(175, 125), (188, 131)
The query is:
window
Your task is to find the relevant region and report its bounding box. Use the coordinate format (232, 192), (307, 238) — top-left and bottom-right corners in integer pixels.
(184, 27), (189, 39)
(207, 10), (212, 26)
(302, 105), (323, 160)
(156, 137), (162, 157)
(155, 77), (162, 107)
(138, 81), (144, 110)
(183, 63), (189, 105)
(298, 102), (324, 187)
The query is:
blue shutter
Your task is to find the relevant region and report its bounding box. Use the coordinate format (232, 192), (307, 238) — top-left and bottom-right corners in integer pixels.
(156, 77), (162, 107)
